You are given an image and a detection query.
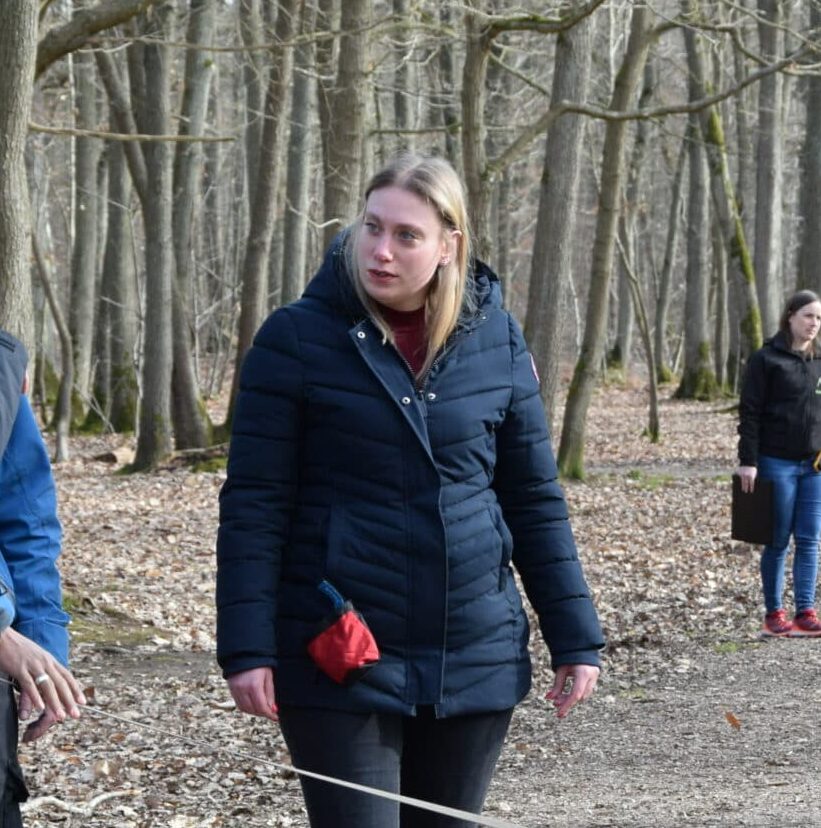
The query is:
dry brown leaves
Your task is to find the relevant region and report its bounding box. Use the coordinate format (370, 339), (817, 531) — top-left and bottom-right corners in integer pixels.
(19, 383), (756, 827)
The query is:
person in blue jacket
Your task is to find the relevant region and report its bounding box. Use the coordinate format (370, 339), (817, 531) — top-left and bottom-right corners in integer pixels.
(0, 329), (85, 824)
(217, 153), (604, 827)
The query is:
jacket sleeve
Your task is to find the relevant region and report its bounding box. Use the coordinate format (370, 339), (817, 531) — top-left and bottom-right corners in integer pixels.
(737, 349), (766, 467)
(216, 309), (303, 678)
(492, 315), (604, 670)
(0, 396), (69, 665)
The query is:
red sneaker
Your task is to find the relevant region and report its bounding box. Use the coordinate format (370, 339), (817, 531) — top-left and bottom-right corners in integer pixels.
(792, 609), (821, 636)
(762, 609), (793, 637)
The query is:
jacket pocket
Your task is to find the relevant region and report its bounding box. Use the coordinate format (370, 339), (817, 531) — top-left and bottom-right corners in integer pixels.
(487, 506), (514, 590)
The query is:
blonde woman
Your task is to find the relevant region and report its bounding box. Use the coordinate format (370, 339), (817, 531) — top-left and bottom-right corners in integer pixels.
(217, 153), (603, 827)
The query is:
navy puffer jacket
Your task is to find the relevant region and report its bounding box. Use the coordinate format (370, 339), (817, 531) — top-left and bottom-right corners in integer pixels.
(217, 239), (604, 716)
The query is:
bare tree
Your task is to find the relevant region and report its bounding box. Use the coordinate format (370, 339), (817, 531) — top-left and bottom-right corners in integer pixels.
(282, 0), (317, 305)
(654, 135), (687, 383)
(558, 4), (656, 479)
(675, 108), (717, 400)
(322, 0), (369, 249)
(753, 0), (785, 333)
(227, 0), (299, 422)
(0, 0), (37, 345)
(171, 0), (216, 449)
(100, 141), (139, 432)
(69, 42), (102, 409)
(523, 14), (592, 428)
(798, 1), (821, 291)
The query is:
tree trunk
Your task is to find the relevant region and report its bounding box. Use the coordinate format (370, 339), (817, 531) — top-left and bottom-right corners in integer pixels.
(133, 2), (175, 469)
(683, 0), (762, 382)
(437, 3), (461, 170)
(0, 0), (37, 346)
(239, 0), (266, 208)
(171, 0), (216, 450)
(69, 43), (102, 409)
(461, 11), (494, 258)
(675, 112), (718, 400)
(654, 135), (687, 383)
(32, 233), (73, 462)
(101, 141), (139, 433)
(392, 0), (413, 150)
(798, 0), (821, 291)
(610, 62), (655, 379)
(322, 0), (369, 250)
(227, 0), (299, 423)
(558, 4), (655, 479)
(712, 216), (729, 387)
(753, 0), (784, 334)
(282, 0), (316, 305)
(523, 17), (592, 428)
(316, 0), (338, 237)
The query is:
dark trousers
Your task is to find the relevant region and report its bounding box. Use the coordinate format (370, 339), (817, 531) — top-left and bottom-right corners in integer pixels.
(278, 704), (513, 828)
(0, 681), (25, 828)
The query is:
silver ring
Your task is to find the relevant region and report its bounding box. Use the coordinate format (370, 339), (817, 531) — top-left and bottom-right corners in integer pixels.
(34, 674), (50, 686)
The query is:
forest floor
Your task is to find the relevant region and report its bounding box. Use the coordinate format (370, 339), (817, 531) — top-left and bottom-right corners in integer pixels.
(17, 380), (821, 828)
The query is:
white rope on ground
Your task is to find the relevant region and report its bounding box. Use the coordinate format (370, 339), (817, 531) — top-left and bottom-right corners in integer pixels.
(12, 690), (526, 828)
(21, 789), (139, 816)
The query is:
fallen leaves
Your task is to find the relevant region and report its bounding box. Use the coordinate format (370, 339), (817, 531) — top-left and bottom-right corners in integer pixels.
(16, 383), (762, 827)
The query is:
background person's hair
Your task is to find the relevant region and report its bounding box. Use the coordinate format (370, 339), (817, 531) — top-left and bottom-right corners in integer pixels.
(346, 152), (473, 379)
(779, 289), (821, 352)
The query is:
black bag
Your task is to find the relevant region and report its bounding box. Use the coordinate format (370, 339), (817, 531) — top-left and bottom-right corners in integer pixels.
(731, 475), (774, 545)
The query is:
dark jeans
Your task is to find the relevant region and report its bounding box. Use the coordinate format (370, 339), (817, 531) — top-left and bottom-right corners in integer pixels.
(0, 681), (26, 828)
(278, 704), (513, 828)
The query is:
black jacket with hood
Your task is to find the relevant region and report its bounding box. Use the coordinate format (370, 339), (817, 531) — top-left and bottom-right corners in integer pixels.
(738, 331), (821, 466)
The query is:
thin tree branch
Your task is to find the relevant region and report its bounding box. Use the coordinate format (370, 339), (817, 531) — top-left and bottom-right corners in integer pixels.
(486, 46), (804, 182)
(35, 0), (161, 78)
(29, 122), (236, 143)
(462, 0), (608, 37)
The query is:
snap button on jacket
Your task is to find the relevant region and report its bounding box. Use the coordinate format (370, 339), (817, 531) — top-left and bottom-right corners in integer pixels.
(217, 241), (604, 717)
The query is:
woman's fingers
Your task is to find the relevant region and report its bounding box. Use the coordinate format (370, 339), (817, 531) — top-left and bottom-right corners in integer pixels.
(227, 667), (278, 721)
(0, 629), (86, 725)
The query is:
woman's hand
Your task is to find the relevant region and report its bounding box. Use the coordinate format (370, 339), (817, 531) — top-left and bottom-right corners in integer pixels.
(227, 666), (278, 721)
(736, 465), (757, 493)
(0, 628), (85, 741)
(546, 664), (600, 719)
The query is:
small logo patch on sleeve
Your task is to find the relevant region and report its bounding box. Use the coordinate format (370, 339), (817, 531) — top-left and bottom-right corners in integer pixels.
(529, 352), (540, 384)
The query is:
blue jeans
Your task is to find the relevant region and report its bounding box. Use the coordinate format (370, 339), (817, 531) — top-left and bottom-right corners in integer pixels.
(758, 454), (821, 613)
(278, 704), (513, 828)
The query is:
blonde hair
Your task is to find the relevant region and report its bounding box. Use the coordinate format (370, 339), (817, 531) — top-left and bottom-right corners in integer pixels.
(346, 152), (473, 380)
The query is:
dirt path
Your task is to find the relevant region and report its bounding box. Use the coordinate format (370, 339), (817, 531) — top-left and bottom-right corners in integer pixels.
(493, 636), (821, 827)
(21, 385), (819, 827)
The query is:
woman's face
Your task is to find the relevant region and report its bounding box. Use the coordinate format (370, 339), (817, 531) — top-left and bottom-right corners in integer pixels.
(356, 186), (452, 312)
(789, 301), (821, 351)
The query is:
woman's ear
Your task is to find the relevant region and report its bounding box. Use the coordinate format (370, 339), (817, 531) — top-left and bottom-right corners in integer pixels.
(441, 229), (462, 265)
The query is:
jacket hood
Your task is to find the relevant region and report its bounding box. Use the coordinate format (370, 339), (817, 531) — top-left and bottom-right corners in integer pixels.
(0, 330), (27, 457)
(301, 231), (502, 326)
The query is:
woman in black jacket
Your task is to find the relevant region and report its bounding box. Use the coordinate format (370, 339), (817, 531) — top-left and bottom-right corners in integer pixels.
(217, 153), (604, 827)
(737, 290), (821, 637)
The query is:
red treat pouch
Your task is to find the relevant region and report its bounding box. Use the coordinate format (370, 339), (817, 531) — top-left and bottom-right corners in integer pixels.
(307, 580), (380, 685)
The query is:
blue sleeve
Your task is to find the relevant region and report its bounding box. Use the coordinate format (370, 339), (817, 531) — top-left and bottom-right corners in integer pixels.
(0, 396), (69, 665)
(216, 309), (303, 677)
(492, 314), (604, 669)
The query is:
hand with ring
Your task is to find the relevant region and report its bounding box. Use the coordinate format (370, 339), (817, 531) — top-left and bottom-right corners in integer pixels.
(0, 628), (85, 742)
